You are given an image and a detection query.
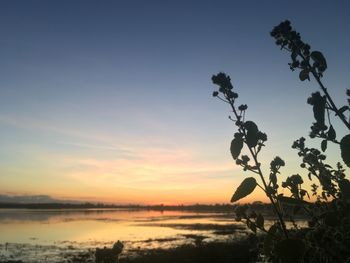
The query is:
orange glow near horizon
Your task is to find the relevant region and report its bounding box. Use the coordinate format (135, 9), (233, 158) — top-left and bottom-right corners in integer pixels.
(0, 137), (320, 205)
(0, 140), (317, 205)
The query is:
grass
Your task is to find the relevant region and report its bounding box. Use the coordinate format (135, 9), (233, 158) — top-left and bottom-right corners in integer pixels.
(0, 238), (258, 263)
(121, 239), (258, 263)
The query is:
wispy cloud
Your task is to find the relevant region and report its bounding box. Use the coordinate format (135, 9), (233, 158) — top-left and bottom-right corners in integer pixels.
(64, 147), (237, 191)
(56, 141), (137, 159)
(0, 113), (238, 203)
(0, 113), (112, 142)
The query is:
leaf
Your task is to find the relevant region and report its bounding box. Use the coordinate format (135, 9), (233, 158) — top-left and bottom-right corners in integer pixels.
(308, 172), (312, 180)
(321, 139), (327, 152)
(275, 239), (305, 263)
(313, 94), (326, 126)
(311, 51), (327, 72)
(246, 219), (256, 233)
(340, 134), (350, 167)
(244, 121), (259, 134)
(244, 121), (259, 148)
(270, 173), (277, 187)
(230, 137), (243, 160)
(327, 125), (336, 141)
(277, 195), (309, 206)
(311, 51), (326, 65)
(256, 214), (264, 229)
(230, 177), (257, 202)
(299, 69), (309, 81)
(338, 179), (350, 200)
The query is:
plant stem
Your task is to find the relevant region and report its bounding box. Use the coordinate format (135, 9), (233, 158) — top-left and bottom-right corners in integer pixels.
(310, 70), (350, 131)
(297, 50), (350, 131)
(228, 99), (289, 238)
(248, 148), (289, 238)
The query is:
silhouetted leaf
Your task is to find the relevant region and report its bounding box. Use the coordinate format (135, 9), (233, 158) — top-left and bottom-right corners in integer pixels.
(256, 214), (264, 229)
(321, 140), (327, 152)
(244, 121), (259, 148)
(275, 239), (305, 263)
(277, 195), (309, 206)
(308, 172), (312, 180)
(246, 219), (256, 233)
(231, 177), (257, 202)
(299, 69), (309, 81)
(230, 137), (243, 160)
(244, 121), (258, 133)
(340, 135), (350, 167)
(312, 93), (326, 126)
(339, 179), (350, 200)
(327, 125), (336, 140)
(270, 173), (277, 187)
(311, 51), (327, 72)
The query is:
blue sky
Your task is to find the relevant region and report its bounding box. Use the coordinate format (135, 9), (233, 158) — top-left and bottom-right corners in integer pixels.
(0, 1), (349, 203)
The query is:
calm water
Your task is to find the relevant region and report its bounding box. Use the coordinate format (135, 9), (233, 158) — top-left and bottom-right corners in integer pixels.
(0, 208), (248, 262)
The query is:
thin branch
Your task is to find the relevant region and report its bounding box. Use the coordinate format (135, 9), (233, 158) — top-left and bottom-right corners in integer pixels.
(226, 98), (289, 238)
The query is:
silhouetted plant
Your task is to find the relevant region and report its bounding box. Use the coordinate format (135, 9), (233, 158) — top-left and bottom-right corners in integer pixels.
(212, 20), (350, 262)
(95, 241), (123, 263)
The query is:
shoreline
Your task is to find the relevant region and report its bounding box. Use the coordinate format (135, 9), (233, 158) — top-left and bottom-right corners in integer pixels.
(0, 237), (258, 263)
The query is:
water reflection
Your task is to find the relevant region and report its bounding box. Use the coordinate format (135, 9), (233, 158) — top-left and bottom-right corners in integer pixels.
(0, 209), (307, 262)
(0, 209), (240, 244)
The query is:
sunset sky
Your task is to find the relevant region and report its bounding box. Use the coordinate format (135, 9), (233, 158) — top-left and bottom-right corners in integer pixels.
(0, 1), (349, 204)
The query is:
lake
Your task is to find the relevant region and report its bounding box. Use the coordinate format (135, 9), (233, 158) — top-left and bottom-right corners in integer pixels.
(0, 208), (308, 262)
(0, 208), (248, 262)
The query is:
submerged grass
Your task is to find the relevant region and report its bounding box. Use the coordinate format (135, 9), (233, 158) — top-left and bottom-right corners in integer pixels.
(122, 239), (258, 263)
(0, 238), (258, 263)
(138, 223), (245, 231)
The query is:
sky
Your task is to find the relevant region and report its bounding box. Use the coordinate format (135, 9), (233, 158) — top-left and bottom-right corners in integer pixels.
(0, 1), (349, 204)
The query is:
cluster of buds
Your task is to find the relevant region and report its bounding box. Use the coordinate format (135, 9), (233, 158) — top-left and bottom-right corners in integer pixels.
(212, 73), (238, 100)
(281, 174), (307, 199)
(270, 156), (285, 171)
(271, 20), (306, 54)
(303, 148), (326, 165)
(292, 138), (326, 167)
(271, 20), (327, 79)
(268, 156), (285, 195)
(291, 138), (338, 198)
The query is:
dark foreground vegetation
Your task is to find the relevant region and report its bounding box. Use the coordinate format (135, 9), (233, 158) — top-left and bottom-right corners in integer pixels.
(0, 239), (257, 263)
(212, 20), (350, 262)
(121, 239), (257, 263)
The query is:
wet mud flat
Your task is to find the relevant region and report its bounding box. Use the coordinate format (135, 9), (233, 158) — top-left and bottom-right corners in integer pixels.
(0, 238), (257, 263)
(0, 222), (252, 263)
